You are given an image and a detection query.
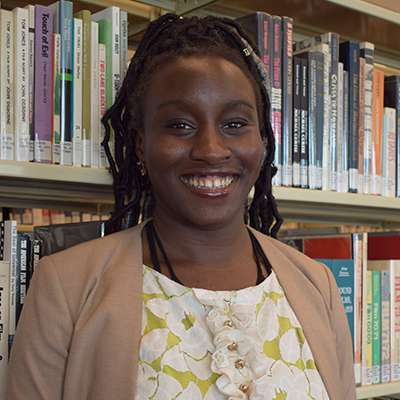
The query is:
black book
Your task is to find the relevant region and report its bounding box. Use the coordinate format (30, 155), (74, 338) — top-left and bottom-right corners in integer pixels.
(300, 58), (308, 189)
(15, 234), (31, 325)
(292, 57), (301, 188)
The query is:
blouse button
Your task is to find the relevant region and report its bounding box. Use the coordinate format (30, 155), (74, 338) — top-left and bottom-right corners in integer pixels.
(239, 383), (249, 393)
(227, 342), (238, 351)
(235, 359), (245, 369)
(224, 320), (233, 327)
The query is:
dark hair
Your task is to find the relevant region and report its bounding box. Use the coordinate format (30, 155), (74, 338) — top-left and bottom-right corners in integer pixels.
(102, 13), (283, 237)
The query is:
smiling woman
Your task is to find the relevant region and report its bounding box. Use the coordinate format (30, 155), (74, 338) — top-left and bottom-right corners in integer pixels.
(6, 13), (356, 400)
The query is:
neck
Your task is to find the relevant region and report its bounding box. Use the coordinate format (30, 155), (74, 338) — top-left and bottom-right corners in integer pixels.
(141, 211), (264, 290)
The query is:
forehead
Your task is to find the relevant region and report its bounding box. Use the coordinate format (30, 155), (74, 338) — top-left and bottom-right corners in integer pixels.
(145, 56), (258, 107)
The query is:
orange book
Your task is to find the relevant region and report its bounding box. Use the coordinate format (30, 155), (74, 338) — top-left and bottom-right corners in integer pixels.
(371, 68), (384, 195)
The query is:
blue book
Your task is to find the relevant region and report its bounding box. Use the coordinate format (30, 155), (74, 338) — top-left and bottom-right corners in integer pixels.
(50, 0), (73, 166)
(339, 41), (360, 193)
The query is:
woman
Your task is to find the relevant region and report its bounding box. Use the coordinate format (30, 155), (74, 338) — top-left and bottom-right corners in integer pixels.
(6, 14), (356, 400)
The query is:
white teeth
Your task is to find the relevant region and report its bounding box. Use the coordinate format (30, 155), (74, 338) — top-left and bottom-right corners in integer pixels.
(184, 175), (234, 189)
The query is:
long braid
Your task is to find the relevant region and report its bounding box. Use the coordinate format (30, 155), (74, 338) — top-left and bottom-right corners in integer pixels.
(102, 13), (283, 236)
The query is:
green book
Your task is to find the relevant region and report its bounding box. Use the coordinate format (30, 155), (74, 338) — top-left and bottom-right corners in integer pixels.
(372, 270), (381, 384)
(365, 270), (373, 385)
(73, 9), (91, 167)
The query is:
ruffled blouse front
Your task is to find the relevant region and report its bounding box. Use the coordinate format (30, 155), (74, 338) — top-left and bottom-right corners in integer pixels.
(136, 265), (330, 400)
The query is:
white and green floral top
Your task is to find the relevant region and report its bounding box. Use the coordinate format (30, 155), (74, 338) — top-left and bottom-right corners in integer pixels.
(136, 265), (330, 400)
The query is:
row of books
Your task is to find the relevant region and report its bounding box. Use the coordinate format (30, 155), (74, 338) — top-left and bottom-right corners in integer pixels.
(0, 217), (110, 398)
(0, 1), (128, 167)
(1, 207), (111, 226)
(237, 12), (400, 197)
(279, 230), (400, 387)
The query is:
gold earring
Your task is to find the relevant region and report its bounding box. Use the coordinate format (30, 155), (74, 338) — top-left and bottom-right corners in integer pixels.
(137, 160), (147, 176)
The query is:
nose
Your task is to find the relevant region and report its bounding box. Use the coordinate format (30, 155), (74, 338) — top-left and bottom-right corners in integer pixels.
(190, 125), (232, 165)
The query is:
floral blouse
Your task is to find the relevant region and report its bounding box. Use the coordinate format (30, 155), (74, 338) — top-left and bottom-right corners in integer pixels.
(135, 265), (330, 400)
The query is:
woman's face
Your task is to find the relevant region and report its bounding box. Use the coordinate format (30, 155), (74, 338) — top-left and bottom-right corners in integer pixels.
(136, 55), (265, 229)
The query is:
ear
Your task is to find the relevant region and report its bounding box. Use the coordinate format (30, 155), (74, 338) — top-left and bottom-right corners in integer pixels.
(135, 130), (146, 161)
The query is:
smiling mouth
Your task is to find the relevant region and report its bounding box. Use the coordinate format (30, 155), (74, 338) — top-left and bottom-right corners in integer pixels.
(182, 174), (236, 189)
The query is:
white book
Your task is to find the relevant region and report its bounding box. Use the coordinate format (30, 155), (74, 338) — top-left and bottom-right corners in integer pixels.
(91, 6), (120, 102)
(368, 260), (400, 382)
(382, 107), (396, 197)
(53, 33), (61, 164)
(0, 261), (10, 400)
(90, 21), (99, 169)
(72, 17), (83, 167)
(120, 10), (127, 83)
(336, 62), (343, 193)
(0, 10), (14, 160)
(360, 42), (374, 195)
(13, 7), (29, 162)
(3, 220), (17, 351)
(99, 43), (106, 169)
(24, 4), (35, 162)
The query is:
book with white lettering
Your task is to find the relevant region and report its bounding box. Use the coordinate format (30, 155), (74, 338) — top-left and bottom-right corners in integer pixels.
(380, 269), (390, 383)
(120, 10), (128, 83)
(33, 5), (53, 163)
(382, 107), (396, 197)
(90, 20), (99, 168)
(99, 43), (107, 169)
(13, 7), (29, 162)
(52, 33), (61, 164)
(24, 4), (35, 161)
(368, 260), (400, 382)
(3, 220), (17, 351)
(72, 17), (82, 167)
(0, 261), (10, 400)
(0, 9), (14, 160)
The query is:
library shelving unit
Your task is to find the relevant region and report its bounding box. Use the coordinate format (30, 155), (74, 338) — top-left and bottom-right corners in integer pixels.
(0, 160), (114, 213)
(2, 0), (400, 398)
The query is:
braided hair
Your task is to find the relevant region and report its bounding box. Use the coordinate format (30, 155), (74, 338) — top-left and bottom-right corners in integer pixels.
(102, 13), (283, 237)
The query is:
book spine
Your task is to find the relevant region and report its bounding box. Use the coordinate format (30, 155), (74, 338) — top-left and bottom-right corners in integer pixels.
(365, 269), (373, 385)
(3, 220), (17, 351)
(352, 233), (363, 385)
(381, 269), (390, 383)
(90, 21), (99, 169)
(361, 231), (368, 385)
(99, 43), (106, 169)
(34, 6), (53, 163)
(384, 76), (400, 198)
(315, 51), (325, 190)
(358, 57), (365, 193)
(300, 58), (308, 188)
(52, 33), (61, 164)
(372, 269), (381, 384)
(0, 10), (14, 161)
(329, 33), (339, 192)
(72, 18), (82, 167)
(0, 221), (4, 260)
(391, 261), (400, 381)
(31, 240), (42, 275)
(120, 10), (127, 83)
(342, 70), (349, 193)
(336, 62), (344, 193)
(0, 261), (10, 400)
(360, 42), (374, 195)
(307, 52), (317, 190)
(340, 41), (360, 193)
(292, 57), (301, 187)
(381, 112), (388, 197)
(281, 16), (293, 187)
(382, 107), (396, 197)
(371, 68), (384, 195)
(25, 5), (35, 161)
(52, 0), (73, 166)
(74, 10), (91, 167)
(15, 234), (29, 325)
(271, 16), (282, 187)
(13, 7), (29, 162)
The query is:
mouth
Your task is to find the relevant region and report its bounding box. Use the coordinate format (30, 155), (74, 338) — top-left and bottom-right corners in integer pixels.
(181, 174), (236, 189)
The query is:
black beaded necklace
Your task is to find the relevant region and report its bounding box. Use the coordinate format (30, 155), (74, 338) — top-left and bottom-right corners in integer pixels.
(145, 220), (272, 287)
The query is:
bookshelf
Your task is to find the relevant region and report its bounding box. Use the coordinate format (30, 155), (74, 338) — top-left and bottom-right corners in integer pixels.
(0, 160), (114, 213)
(357, 381), (400, 399)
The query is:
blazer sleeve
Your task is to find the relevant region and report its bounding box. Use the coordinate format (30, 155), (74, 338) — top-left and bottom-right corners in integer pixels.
(324, 264), (357, 400)
(5, 256), (73, 400)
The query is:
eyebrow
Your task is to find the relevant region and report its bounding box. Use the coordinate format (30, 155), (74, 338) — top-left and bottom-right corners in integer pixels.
(156, 99), (255, 111)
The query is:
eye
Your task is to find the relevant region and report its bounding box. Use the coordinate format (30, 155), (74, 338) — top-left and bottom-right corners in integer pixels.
(166, 121), (193, 130)
(222, 120), (248, 129)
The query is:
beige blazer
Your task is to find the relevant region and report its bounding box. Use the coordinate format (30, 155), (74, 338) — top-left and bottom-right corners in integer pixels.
(6, 221), (356, 400)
